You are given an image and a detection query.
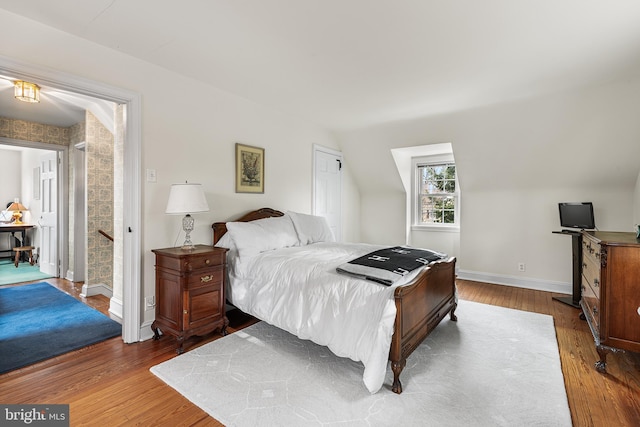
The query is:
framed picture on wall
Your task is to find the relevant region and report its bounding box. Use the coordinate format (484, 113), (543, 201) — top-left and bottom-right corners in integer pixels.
(235, 143), (265, 193)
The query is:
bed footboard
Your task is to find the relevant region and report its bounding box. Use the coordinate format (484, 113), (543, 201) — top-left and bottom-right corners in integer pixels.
(389, 256), (457, 394)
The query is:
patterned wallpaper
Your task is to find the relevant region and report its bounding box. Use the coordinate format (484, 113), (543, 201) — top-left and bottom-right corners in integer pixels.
(86, 111), (114, 289)
(0, 117), (70, 145)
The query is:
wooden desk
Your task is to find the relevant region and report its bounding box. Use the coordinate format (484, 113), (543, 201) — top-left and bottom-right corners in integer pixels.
(0, 224), (34, 260)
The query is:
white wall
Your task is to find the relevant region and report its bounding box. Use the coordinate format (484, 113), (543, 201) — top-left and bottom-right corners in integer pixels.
(337, 76), (640, 293)
(19, 148), (42, 232)
(0, 10), (355, 327)
(0, 148), (21, 209)
(0, 148), (21, 251)
(634, 171), (640, 228)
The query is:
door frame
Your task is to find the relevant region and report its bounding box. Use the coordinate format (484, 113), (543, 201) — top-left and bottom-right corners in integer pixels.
(0, 55), (142, 343)
(72, 142), (86, 283)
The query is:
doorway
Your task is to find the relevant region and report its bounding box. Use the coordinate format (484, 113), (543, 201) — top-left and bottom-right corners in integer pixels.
(313, 144), (342, 241)
(0, 57), (142, 343)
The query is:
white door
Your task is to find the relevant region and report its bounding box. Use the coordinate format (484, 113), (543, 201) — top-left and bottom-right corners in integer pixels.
(313, 146), (342, 241)
(40, 151), (58, 276)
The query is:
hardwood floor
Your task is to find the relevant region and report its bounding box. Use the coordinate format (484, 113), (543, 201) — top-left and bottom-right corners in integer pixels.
(1, 278), (639, 426)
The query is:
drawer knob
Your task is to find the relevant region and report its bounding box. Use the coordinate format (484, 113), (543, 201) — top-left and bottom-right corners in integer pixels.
(201, 275), (214, 283)
(183, 309), (188, 314)
(205, 259), (210, 265)
(637, 307), (640, 316)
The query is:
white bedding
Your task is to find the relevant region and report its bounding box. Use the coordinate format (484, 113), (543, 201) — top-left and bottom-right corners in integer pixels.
(226, 241), (426, 394)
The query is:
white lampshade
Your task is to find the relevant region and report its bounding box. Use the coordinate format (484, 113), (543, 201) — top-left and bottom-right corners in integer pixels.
(165, 183), (209, 214)
(165, 183), (209, 250)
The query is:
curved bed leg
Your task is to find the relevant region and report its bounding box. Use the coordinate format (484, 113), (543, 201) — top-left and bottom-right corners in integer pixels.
(391, 359), (406, 394)
(450, 301), (458, 322)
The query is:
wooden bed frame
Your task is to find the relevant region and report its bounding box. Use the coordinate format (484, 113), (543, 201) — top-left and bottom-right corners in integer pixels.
(212, 207), (457, 394)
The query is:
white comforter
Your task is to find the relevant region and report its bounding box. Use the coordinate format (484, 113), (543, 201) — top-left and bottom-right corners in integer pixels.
(226, 242), (425, 393)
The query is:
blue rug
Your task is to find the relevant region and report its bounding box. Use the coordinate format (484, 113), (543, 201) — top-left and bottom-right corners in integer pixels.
(0, 258), (53, 286)
(0, 282), (122, 374)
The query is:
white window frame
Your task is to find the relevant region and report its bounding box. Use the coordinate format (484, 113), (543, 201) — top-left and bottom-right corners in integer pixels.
(411, 154), (460, 232)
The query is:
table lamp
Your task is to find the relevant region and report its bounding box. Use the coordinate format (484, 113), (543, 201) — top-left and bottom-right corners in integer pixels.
(7, 201), (28, 224)
(165, 183), (209, 250)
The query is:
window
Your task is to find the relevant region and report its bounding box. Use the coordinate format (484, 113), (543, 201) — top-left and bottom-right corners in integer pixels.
(414, 158), (459, 227)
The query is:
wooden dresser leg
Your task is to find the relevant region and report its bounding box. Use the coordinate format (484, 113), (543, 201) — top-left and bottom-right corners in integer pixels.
(221, 317), (229, 336)
(151, 322), (161, 340)
(391, 359), (406, 394)
(176, 336), (185, 354)
(595, 345), (608, 373)
(450, 301), (458, 322)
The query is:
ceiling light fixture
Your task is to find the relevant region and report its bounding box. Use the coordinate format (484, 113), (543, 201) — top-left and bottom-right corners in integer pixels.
(14, 80), (40, 103)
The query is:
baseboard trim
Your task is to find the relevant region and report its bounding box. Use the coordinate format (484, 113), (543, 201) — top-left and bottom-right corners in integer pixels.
(80, 283), (113, 298)
(139, 320), (155, 342)
(457, 270), (571, 295)
(109, 295), (123, 321)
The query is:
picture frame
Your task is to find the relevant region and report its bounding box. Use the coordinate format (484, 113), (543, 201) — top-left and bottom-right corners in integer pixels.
(235, 143), (265, 193)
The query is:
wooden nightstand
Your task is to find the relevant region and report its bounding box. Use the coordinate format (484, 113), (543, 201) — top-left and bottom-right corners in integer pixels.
(151, 245), (228, 354)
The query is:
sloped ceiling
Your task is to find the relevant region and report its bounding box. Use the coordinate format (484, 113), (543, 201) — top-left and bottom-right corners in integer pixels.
(1, 1), (640, 131)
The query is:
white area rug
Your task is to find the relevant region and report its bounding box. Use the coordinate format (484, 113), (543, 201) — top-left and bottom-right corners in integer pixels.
(150, 300), (572, 426)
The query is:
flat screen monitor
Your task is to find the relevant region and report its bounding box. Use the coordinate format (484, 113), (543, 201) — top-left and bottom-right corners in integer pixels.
(558, 202), (595, 230)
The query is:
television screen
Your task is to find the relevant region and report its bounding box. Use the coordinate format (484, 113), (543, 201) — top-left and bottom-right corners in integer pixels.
(558, 202), (595, 229)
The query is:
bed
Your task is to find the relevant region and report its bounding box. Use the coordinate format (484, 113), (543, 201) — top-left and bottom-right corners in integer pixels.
(212, 208), (457, 394)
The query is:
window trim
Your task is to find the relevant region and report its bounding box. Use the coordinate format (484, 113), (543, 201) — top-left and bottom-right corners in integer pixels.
(411, 154), (460, 230)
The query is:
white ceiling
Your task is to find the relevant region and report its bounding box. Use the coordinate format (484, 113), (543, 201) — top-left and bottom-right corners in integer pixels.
(2, 1), (640, 130)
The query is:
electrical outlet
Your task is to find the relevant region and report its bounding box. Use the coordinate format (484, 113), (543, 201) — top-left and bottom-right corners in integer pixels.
(518, 262), (526, 272)
(145, 296), (155, 310)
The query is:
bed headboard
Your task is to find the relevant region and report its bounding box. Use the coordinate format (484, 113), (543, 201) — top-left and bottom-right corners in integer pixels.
(212, 207), (284, 245)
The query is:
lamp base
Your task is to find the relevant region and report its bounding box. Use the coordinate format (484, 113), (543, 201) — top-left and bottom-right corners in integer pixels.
(12, 212), (23, 224)
(181, 214), (195, 250)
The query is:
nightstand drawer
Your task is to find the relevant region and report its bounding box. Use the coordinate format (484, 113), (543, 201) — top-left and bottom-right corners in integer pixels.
(187, 265), (223, 289)
(155, 250), (226, 273)
(183, 252), (226, 272)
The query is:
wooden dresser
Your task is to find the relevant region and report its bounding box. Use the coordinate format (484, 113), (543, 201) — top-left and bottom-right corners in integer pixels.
(151, 245), (228, 354)
(581, 231), (640, 371)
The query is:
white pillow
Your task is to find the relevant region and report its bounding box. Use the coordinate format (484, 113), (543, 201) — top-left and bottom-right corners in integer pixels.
(226, 215), (299, 258)
(287, 211), (335, 245)
(214, 232), (236, 251)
